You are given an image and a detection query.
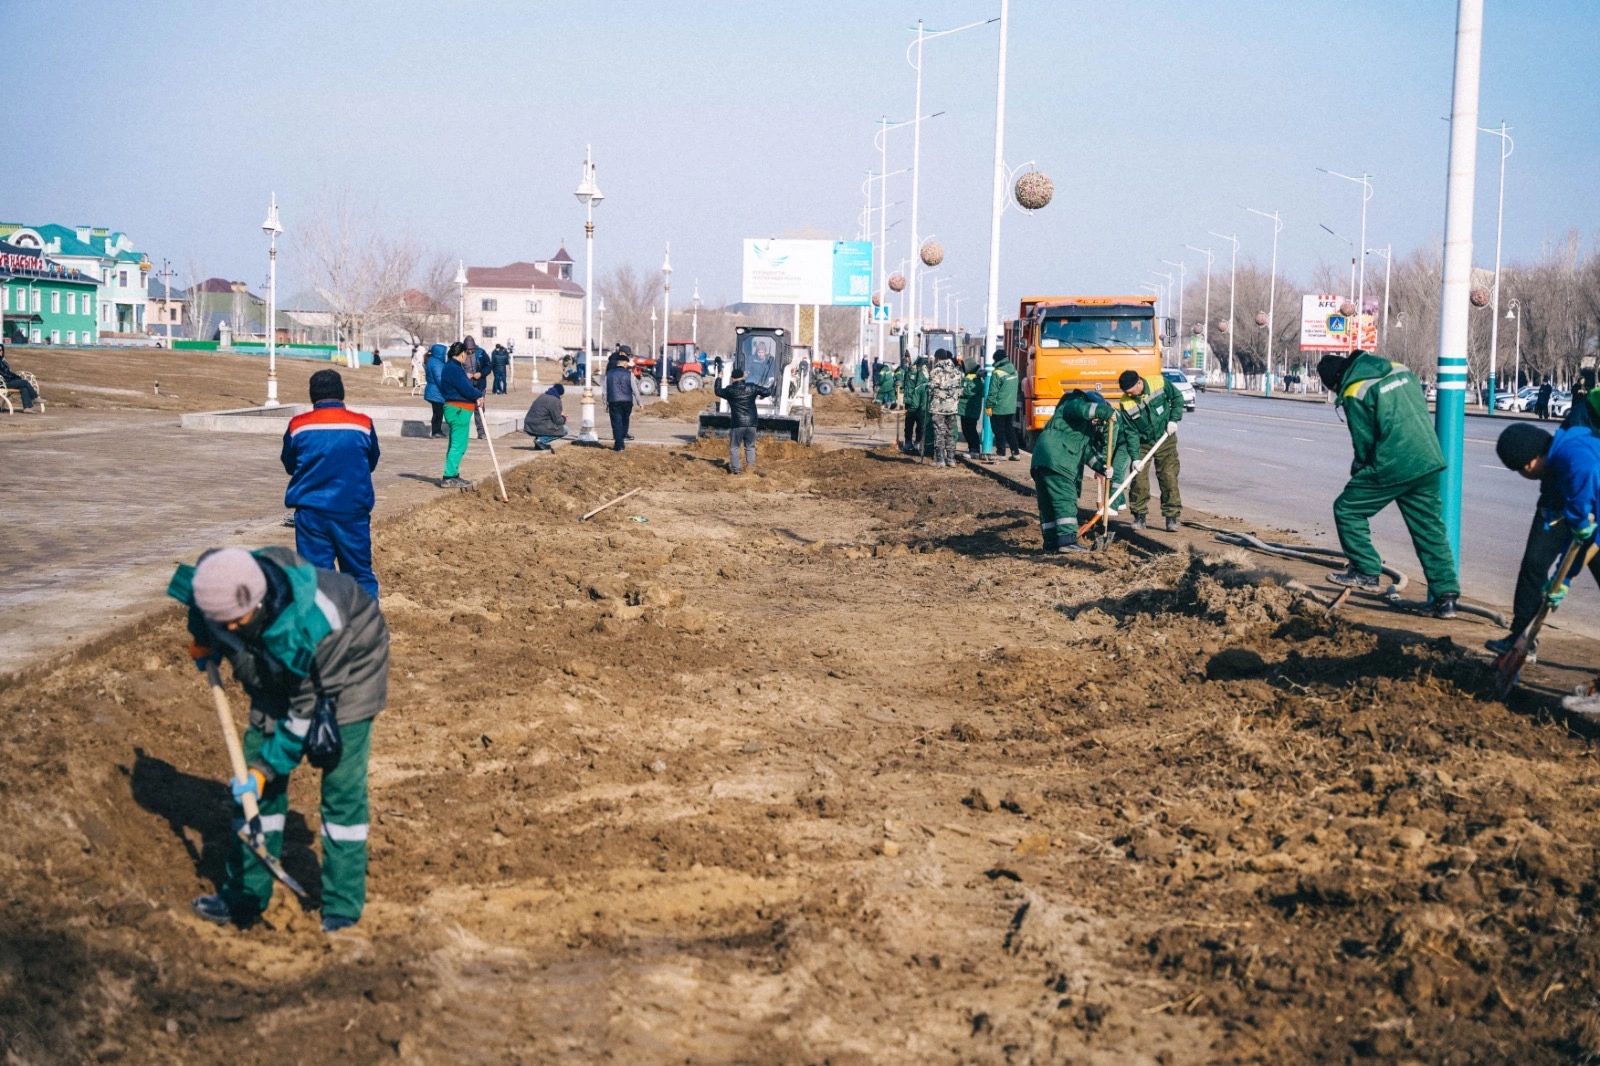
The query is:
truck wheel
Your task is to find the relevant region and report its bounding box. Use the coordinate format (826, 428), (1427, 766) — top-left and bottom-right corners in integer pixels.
(637, 375), (658, 397)
(678, 372), (702, 392)
(816, 379), (833, 396)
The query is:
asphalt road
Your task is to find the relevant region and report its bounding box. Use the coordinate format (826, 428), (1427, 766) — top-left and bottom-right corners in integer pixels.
(1174, 391), (1600, 640)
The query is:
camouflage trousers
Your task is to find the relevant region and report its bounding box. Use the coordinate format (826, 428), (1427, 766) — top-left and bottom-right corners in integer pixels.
(931, 412), (958, 462)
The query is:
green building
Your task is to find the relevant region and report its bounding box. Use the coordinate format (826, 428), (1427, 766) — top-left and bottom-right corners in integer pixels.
(1, 242), (98, 345)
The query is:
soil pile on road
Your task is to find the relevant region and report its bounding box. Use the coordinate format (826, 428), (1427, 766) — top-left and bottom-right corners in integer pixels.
(637, 388), (715, 421)
(4, 443), (1600, 1064)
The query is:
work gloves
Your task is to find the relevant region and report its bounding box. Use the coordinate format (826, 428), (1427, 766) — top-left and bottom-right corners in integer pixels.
(231, 768), (266, 803)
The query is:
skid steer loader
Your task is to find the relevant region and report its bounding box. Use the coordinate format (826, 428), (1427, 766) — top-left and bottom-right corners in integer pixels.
(697, 325), (815, 444)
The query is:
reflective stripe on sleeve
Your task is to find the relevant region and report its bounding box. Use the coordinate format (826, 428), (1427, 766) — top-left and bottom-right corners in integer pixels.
(321, 822), (369, 842)
(235, 814), (287, 834)
(281, 716), (312, 737)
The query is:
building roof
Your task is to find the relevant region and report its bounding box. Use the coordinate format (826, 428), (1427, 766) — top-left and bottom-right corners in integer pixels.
(149, 279), (182, 299)
(466, 261), (584, 296)
(549, 246), (574, 263)
(30, 224), (149, 268)
(193, 277), (256, 295)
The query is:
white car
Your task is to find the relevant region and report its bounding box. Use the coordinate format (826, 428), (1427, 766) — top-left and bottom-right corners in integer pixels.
(1549, 391), (1573, 419)
(1162, 369), (1197, 411)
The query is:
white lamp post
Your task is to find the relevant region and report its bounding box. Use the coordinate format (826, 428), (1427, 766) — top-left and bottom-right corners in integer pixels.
(1244, 206), (1283, 394)
(691, 280), (700, 347)
(597, 296), (607, 369)
(261, 194), (283, 406)
(1506, 298), (1521, 392)
(1147, 270), (1173, 355)
(1184, 244), (1214, 379)
(1478, 121), (1513, 412)
(453, 259), (467, 341)
(1367, 243), (1394, 349)
(1161, 258), (1187, 358)
(982, 0), (1011, 361)
(1207, 231), (1240, 391)
(1319, 224), (1358, 314)
(1317, 168), (1373, 316)
(649, 307), (657, 390)
(574, 145), (603, 442)
(660, 245), (672, 399)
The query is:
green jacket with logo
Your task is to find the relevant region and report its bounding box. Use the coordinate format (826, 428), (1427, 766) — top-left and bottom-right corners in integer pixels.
(1117, 373), (1184, 447)
(988, 357), (1020, 416)
(904, 366), (929, 410)
(1031, 391), (1111, 474)
(960, 369), (988, 419)
(1335, 352), (1445, 486)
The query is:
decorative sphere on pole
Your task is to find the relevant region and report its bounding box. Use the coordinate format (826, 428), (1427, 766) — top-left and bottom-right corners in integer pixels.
(871, 291), (882, 307)
(1338, 299), (1357, 317)
(1013, 171), (1054, 211)
(888, 272), (906, 293)
(919, 240), (944, 268)
(1470, 287), (1491, 308)
(1255, 311), (1268, 327)
(1218, 320), (1230, 334)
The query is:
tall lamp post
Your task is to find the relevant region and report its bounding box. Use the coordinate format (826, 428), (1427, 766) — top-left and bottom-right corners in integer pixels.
(1147, 270), (1173, 358)
(1208, 231), (1239, 390)
(691, 280), (700, 348)
(157, 258), (176, 353)
(573, 145), (604, 442)
(597, 297), (607, 368)
(1478, 121), (1513, 414)
(1319, 224), (1358, 311)
(660, 245), (672, 399)
(982, 0), (1011, 360)
(1244, 206), (1283, 395)
(649, 308), (657, 388)
(1317, 169), (1373, 313)
(1505, 299), (1521, 393)
(1367, 244), (1394, 349)
(261, 194), (282, 406)
(454, 260), (467, 341)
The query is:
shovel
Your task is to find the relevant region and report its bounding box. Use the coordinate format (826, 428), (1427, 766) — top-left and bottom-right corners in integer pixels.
(478, 401), (510, 502)
(1495, 539), (1595, 699)
(205, 661), (309, 899)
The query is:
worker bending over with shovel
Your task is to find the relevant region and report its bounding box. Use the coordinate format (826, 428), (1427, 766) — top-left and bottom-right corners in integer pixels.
(1117, 369), (1184, 531)
(1317, 351), (1459, 618)
(1032, 389), (1119, 554)
(1493, 423), (1600, 712)
(169, 545), (389, 932)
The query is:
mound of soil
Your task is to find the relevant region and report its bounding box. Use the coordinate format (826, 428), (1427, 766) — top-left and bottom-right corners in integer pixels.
(4, 442), (1599, 1064)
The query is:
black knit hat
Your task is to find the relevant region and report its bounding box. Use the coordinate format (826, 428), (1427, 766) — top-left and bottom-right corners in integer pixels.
(308, 368), (344, 403)
(1118, 370), (1140, 391)
(1317, 354), (1351, 392)
(1496, 423), (1553, 471)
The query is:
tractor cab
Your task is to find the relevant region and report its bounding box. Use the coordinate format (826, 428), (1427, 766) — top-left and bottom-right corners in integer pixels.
(698, 326), (815, 444)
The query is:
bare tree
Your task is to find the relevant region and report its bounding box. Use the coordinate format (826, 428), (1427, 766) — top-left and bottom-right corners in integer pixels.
(391, 253), (455, 346)
(298, 193), (417, 365)
(184, 262), (210, 341)
(596, 264), (662, 355)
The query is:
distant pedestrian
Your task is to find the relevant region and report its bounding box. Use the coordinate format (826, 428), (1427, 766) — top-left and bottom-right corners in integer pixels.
(438, 343), (483, 488)
(0, 344), (39, 412)
(987, 349), (1023, 460)
(281, 369), (381, 598)
(409, 344), (425, 390)
(1537, 379), (1553, 421)
(423, 343), (449, 437)
(605, 347), (642, 451)
(491, 344), (510, 395)
(927, 349), (963, 467)
(522, 383), (568, 450)
(714, 367), (773, 474)
(371, 347), (382, 367)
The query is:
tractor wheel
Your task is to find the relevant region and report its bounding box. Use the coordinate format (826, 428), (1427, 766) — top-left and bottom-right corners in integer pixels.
(816, 378), (834, 396)
(637, 374), (658, 397)
(678, 372), (702, 392)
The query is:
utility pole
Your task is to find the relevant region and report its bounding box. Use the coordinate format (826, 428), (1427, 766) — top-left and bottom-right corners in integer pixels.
(1185, 245), (1214, 376)
(1208, 232), (1239, 390)
(1479, 120), (1513, 413)
(1244, 206), (1283, 395)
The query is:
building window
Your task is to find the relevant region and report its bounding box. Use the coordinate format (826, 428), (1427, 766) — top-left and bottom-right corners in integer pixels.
(119, 270), (128, 287)
(482, 325), (497, 339)
(67, 293), (76, 315)
(525, 299), (543, 314)
(102, 268), (110, 285)
(1, 287), (7, 311)
(50, 330), (60, 344)
(67, 330), (76, 344)
(170, 307), (178, 321)
(534, 327), (542, 340)
(481, 298), (497, 312)
(31, 328), (40, 342)
(51, 291), (61, 314)
(524, 327), (534, 340)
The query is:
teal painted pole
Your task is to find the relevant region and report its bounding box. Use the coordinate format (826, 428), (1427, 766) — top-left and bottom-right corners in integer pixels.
(1433, 0), (1484, 562)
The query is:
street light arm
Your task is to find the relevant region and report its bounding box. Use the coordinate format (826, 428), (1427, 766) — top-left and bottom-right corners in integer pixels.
(905, 16), (998, 64)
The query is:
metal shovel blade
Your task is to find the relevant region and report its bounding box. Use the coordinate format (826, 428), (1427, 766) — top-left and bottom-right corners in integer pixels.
(237, 827), (308, 898)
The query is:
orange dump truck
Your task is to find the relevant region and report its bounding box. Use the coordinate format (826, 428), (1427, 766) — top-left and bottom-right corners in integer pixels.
(1003, 295), (1164, 444)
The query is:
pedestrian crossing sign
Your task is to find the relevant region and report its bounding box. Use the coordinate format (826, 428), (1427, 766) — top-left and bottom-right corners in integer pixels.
(872, 305), (890, 322)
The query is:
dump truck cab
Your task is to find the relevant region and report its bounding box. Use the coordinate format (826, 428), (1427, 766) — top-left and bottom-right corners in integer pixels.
(697, 326), (815, 444)
(1005, 295), (1163, 446)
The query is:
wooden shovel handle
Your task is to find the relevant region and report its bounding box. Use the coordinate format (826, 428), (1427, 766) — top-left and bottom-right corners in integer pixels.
(206, 661), (263, 825)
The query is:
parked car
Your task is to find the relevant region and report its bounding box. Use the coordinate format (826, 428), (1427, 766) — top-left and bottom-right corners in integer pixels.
(1548, 390), (1573, 420)
(1162, 368), (1197, 412)
(1182, 367), (1208, 394)
(1495, 385), (1538, 412)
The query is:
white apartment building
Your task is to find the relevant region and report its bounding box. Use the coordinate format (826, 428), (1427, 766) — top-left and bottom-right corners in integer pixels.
(464, 248), (584, 355)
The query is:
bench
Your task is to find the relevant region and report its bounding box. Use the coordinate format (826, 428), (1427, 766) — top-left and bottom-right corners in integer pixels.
(1, 371), (43, 414)
(379, 361), (407, 388)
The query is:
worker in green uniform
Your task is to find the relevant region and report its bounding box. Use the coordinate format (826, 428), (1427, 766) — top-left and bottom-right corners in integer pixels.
(987, 350), (1022, 461)
(874, 359), (897, 408)
(1317, 351), (1460, 618)
(1088, 402), (1138, 514)
(959, 358), (988, 459)
(1031, 390), (1117, 553)
(892, 359), (908, 412)
(1117, 369), (1185, 531)
(902, 357), (930, 458)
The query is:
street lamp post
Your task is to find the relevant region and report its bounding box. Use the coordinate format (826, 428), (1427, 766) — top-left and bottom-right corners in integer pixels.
(157, 258), (176, 354)
(692, 280), (700, 348)
(1208, 231), (1239, 390)
(1367, 244), (1394, 349)
(454, 259), (467, 341)
(1147, 270), (1173, 359)
(573, 145), (604, 442)
(1244, 206), (1283, 395)
(1317, 168), (1373, 315)
(1479, 121), (1513, 414)
(983, 0), (1010, 360)
(649, 308), (657, 388)
(1184, 245), (1214, 378)
(597, 297), (607, 368)
(1161, 258), (1187, 362)
(1506, 299), (1521, 392)
(261, 194), (282, 407)
(1319, 224), (1358, 315)
(660, 245), (672, 399)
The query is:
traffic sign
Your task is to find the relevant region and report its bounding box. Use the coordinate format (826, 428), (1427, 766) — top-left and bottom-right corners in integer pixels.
(871, 305), (890, 322)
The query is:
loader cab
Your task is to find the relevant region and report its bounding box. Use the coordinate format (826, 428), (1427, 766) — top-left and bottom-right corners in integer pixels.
(734, 327), (787, 391)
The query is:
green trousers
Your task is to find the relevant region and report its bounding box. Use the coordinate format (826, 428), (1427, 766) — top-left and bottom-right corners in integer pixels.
(1034, 467), (1083, 550)
(1333, 469), (1460, 597)
(442, 405), (474, 478)
(224, 718), (373, 921)
(1128, 432), (1181, 519)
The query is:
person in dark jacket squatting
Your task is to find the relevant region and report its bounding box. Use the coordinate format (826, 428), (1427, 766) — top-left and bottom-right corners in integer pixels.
(281, 369), (381, 598)
(523, 383), (568, 449)
(714, 368), (773, 474)
(169, 545), (389, 933)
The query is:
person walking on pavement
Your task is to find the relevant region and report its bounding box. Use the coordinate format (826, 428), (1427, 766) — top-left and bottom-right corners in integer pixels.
(168, 545), (388, 933)
(1317, 351), (1460, 617)
(408, 344), (425, 391)
(1537, 378), (1553, 421)
(1117, 369), (1185, 531)
(522, 383), (569, 449)
(281, 370), (381, 599)
(605, 347), (642, 451)
(1032, 390), (1117, 553)
(491, 344), (510, 395)
(987, 349), (1023, 461)
(438, 343), (482, 488)
(1487, 423), (1600, 667)
(902, 357), (930, 459)
(928, 349), (964, 467)
(714, 366), (773, 474)
(423, 343), (449, 437)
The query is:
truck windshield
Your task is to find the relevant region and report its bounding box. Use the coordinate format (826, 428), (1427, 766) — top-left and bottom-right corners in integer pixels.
(1039, 315), (1154, 349)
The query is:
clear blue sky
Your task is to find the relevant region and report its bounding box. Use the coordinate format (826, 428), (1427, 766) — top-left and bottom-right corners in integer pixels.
(7, 0), (1596, 318)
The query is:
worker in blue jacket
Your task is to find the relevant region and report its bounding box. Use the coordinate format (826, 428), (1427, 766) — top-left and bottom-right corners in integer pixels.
(281, 370), (381, 598)
(423, 343), (448, 437)
(439, 344), (484, 487)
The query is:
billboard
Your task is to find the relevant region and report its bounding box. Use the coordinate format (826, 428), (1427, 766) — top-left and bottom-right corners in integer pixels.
(741, 239), (874, 306)
(1299, 294), (1378, 353)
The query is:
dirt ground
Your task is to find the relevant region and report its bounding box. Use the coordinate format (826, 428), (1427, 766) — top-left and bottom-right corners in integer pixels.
(637, 385), (886, 429)
(6, 440), (1600, 1064)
